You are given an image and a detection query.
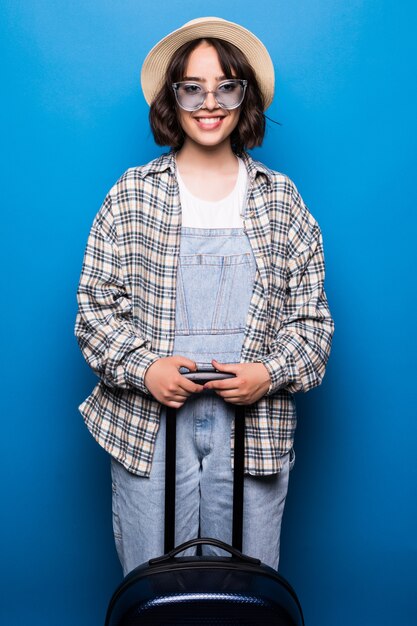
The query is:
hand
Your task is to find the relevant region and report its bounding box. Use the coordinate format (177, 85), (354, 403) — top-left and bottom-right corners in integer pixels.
(203, 359), (271, 405)
(144, 356), (203, 408)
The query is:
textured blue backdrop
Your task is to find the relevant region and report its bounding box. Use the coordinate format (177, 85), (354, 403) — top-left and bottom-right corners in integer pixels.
(1, 1), (416, 625)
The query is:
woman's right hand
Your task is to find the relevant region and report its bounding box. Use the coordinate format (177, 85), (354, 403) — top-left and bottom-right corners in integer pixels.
(144, 356), (203, 408)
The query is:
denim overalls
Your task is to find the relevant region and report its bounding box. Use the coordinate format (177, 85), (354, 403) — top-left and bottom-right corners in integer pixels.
(173, 226), (255, 365)
(111, 218), (290, 576)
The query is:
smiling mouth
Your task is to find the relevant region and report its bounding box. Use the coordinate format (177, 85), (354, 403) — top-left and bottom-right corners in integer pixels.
(194, 116), (225, 127)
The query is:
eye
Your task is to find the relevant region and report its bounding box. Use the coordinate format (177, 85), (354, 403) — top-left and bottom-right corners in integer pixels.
(181, 83), (203, 94)
(218, 81), (239, 93)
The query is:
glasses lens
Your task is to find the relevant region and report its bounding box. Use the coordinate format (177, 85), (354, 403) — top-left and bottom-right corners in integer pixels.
(175, 83), (205, 110)
(215, 81), (245, 109)
(173, 80), (246, 111)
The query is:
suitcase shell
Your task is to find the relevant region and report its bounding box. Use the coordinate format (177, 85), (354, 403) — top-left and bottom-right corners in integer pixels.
(105, 538), (305, 625)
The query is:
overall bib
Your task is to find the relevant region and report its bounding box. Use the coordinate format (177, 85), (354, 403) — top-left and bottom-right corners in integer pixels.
(111, 228), (290, 575)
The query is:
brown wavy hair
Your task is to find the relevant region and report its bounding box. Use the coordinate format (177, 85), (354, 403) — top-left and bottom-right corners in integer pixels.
(149, 38), (266, 153)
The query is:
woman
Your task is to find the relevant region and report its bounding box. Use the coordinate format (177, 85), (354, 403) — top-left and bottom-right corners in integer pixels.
(75, 17), (334, 576)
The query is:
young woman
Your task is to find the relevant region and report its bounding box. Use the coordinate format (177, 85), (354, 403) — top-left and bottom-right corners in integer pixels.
(75, 17), (334, 576)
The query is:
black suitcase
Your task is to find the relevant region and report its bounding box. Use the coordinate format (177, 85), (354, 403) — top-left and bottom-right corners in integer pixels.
(105, 372), (305, 625)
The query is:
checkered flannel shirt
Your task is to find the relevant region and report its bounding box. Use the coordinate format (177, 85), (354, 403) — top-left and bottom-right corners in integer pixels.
(75, 151), (334, 477)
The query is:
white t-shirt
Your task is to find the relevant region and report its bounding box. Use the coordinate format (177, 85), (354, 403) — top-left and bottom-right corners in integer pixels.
(176, 157), (248, 229)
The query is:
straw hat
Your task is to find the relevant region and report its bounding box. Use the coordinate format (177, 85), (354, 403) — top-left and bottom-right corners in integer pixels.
(141, 17), (274, 110)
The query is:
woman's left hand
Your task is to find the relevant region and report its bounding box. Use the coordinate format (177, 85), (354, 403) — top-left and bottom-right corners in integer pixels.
(203, 359), (271, 405)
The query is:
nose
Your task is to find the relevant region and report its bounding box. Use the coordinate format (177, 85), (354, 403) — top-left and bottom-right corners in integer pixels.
(203, 90), (218, 111)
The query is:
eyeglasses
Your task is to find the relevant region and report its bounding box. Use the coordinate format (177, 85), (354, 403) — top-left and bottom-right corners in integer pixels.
(172, 79), (248, 111)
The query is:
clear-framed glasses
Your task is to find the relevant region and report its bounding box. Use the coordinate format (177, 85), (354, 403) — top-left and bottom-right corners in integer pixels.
(172, 79), (248, 111)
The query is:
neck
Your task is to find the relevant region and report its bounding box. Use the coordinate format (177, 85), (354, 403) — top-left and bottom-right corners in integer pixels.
(176, 138), (237, 173)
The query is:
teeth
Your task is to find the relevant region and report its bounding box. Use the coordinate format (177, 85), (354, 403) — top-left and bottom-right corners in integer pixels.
(197, 117), (221, 124)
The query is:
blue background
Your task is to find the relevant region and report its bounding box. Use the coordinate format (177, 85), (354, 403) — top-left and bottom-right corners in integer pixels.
(1, 1), (416, 624)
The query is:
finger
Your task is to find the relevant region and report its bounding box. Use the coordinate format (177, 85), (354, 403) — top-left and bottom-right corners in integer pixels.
(173, 355), (198, 372)
(213, 387), (245, 399)
(177, 375), (204, 395)
(211, 359), (240, 374)
(169, 388), (190, 399)
(165, 399), (186, 409)
(217, 394), (246, 405)
(160, 390), (189, 404)
(203, 377), (240, 391)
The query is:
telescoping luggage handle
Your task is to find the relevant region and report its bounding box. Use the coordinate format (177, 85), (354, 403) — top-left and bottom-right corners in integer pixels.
(164, 371), (245, 554)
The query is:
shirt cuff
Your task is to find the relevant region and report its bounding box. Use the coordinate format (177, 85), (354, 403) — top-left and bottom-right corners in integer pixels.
(256, 355), (288, 395)
(125, 348), (160, 395)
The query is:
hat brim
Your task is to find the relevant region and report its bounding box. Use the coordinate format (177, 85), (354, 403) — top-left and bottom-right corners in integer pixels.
(141, 17), (274, 110)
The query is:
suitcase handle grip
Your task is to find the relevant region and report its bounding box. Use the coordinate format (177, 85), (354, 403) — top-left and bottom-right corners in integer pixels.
(150, 537), (261, 566)
(183, 371), (236, 385)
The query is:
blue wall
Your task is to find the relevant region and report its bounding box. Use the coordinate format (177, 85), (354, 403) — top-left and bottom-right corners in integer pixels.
(1, 1), (416, 624)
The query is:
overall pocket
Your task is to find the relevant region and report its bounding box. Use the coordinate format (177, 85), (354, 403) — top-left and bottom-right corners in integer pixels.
(175, 253), (256, 334)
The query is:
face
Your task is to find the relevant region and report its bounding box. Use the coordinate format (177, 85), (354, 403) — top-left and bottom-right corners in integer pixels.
(176, 42), (241, 150)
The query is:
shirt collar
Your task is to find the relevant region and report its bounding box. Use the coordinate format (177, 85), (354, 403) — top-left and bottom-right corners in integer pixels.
(238, 151), (273, 184)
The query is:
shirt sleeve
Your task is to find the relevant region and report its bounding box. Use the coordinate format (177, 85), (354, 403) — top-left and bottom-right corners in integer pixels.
(258, 183), (334, 394)
(74, 193), (159, 394)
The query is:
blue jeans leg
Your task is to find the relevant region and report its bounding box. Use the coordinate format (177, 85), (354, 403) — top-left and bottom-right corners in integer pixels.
(242, 454), (290, 569)
(198, 394), (290, 570)
(111, 407), (201, 576)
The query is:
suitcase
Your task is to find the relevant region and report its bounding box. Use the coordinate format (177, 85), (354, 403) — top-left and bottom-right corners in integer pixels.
(105, 372), (305, 625)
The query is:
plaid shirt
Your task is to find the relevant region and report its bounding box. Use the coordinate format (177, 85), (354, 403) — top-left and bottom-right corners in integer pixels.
(75, 151), (334, 477)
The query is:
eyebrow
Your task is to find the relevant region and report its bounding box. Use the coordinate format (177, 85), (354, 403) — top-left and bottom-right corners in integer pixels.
(182, 75), (228, 82)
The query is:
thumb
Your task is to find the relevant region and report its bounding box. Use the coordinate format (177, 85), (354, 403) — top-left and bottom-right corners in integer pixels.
(212, 359), (239, 374)
(173, 355), (197, 372)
